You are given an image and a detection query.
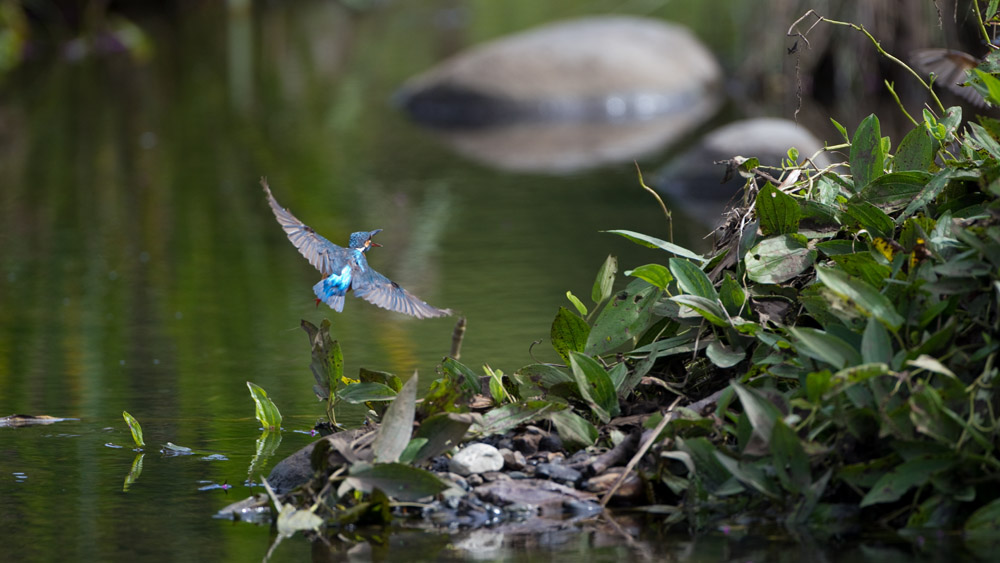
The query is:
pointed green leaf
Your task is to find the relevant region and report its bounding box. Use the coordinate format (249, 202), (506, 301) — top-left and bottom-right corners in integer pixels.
(603, 230), (705, 262)
(246, 381), (282, 431)
(565, 291), (588, 316)
(551, 307), (590, 364)
(732, 382), (781, 448)
(472, 401), (559, 436)
(788, 327), (862, 369)
(862, 318), (892, 364)
(756, 183), (801, 236)
(965, 497), (1000, 537)
(843, 201), (894, 240)
(850, 114), (885, 189)
(585, 280), (660, 355)
(815, 267), (904, 331)
(854, 171), (931, 213)
(771, 418), (810, 494)
(706, 341), (745, 368)
(669, 294), (729, 326)
(122, 411), (145, 449)
(719, 272), (746, 316)
(412, 412), (476, 463)
(372, 372), (417, 463)
(669, 258), (717, 299)
(894, 125), (936, 172)
(569, 351), (619, 422)
(591, 254), (618, 304)
(346, 462), (448, 502)
(441, 358), (481, 397)
(338, 382), (398, 403)
(548, 409), (599, 449)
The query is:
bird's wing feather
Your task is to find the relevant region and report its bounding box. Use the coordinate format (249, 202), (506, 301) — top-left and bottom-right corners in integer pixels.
(351, 266), (451, 319)
(262, 178), (343, 276)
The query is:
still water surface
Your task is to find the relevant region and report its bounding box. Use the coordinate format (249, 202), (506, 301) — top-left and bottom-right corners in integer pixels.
(0, 1), (952, 560)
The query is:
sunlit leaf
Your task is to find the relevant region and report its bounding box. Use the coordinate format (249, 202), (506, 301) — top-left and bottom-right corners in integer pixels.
(565, 291), (588, 316)
(669, 294), (728, 326)
(843, 201), (894, 240)
(371, 372), (417, 463)
(246, 381), (282, 431)
(122, 410), (145, 448)
(626, 263), (673, 289)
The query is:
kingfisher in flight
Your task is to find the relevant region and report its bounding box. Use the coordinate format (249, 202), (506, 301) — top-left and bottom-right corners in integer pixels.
(262, 179), (451, 319)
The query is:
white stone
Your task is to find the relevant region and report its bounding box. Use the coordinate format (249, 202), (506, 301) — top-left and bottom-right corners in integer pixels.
(449, 443), (504, 476)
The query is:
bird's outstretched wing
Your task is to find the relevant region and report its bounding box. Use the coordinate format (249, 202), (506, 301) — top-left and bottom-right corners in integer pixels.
(352, 266), (451, 319)
(262, 178), (343, 276)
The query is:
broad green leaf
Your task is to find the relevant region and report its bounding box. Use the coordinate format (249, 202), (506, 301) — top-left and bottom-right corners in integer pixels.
(850, 114), (885, 189)
(706, 341), (745, 368)
(860, 456), (957, 507)
(246, 381), (282, 431)
(854, 171), (931, 213)
(302, 319), (343, 400)
(122, 411), (145, 448)
(771, 418), (810, 494)
(851, 170), (932, 213)
(338, 382), (398, 403)
(472, 401), (559, 436)
(815, 267), (904, 331)
(789, 327), (862, 369)
(756, 183), (801, 236)
(548, 409), (599, 449)
(441, 357), (481, 397)
(893, 124), (936, 172)
(899, 168), (962, 221)
(569, 351), (620, 422)
(551, 307), (590, 364)
(843, 201), (894, 240)
(626, 263), (674, 289)
(346, 462), (448, 502)
(591, 254), (618, 304)
(732, 382), (781, 450)
(906, 355), (956, 379)
(398, 438), (428, 465)
(372, 372), (417, 463)
(972, 68), (1000, 106)
(714, 453), (781, 498)
(603, 229), (705, 262)
(830, 252), (892, 289)
(412, 412), (476, 463)
(359, 368), (402, 393)
(585, 280), (661, 355)
(669, 258), (717, 299)
(565, 291), (588, 316)
(514, 364), (574, 388)
(719, 272), (746, 316)
(745, 235), (817, 284)
(677, 437), (743, 495)
(607, 362), (627, 391)
(862, 317), (892, 364)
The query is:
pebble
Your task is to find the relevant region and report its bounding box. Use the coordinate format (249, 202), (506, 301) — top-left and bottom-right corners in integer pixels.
(535, 462), (582, 486)
(450, 443), (505, 476)
(500, 448), (527, 471)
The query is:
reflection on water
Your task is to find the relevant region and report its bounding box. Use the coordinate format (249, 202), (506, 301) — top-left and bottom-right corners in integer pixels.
(0, 1), (957, 561)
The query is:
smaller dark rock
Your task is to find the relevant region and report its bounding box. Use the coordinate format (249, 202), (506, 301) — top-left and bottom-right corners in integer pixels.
(500, 448), (527, 471)
(481, 471), (512, 482)
(538, 432), (563, 452)
(512, 432), (541, 455)
(466, 474), (484, 487)
(535, 462), (582, 486)
(506, 471), (530, 480)
(563, 499), (603, 519)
